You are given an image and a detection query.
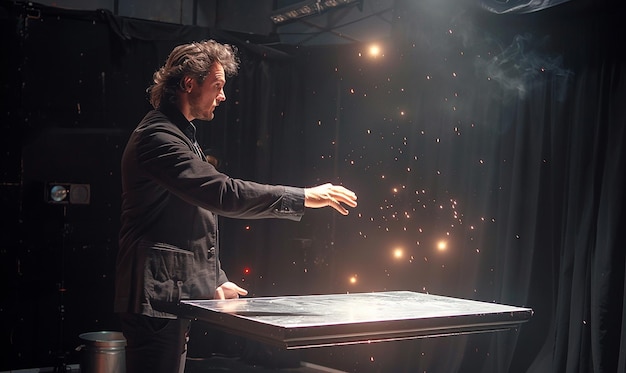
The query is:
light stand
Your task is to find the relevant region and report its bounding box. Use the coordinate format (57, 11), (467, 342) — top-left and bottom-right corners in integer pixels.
(45, 182), (90, 372)
(53, 205), (70, 373)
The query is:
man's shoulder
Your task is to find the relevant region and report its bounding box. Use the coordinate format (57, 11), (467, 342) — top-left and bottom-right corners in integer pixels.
(139, 109), (173, 126)
(135, 110), (181, 135)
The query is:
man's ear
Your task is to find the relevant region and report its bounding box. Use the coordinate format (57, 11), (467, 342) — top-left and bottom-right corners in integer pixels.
(180, 76), (194, 92)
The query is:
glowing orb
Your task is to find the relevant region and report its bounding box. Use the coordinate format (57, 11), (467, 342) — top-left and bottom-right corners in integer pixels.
(369, 44), (381, 57)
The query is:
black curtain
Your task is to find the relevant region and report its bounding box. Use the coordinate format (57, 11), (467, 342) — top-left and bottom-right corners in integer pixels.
(291, 1), (625, 372)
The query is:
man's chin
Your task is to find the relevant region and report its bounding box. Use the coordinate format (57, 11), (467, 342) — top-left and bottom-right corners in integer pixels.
(199, 113), (215, 121)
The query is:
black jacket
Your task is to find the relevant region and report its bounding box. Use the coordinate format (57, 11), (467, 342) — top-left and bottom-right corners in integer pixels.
(114, 104), (305, 318)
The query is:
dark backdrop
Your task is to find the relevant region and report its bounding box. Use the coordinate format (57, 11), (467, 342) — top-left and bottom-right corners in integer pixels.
(1, 0), (624, 372)
(293, 1), (625, 372)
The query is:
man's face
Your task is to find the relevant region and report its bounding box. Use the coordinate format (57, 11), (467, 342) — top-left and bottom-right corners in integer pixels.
(188, 62), (226, 121)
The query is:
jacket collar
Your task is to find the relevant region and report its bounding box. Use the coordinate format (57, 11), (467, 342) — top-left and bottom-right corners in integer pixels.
(159, 102), (197, 142)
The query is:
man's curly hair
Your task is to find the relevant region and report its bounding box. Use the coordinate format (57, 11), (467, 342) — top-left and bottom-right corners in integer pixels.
(148, 40), (239, 109)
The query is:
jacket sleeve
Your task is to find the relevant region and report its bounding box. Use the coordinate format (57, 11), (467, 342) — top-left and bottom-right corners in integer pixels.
(217, 259), (229, 287)
(135, 123), (306, 220)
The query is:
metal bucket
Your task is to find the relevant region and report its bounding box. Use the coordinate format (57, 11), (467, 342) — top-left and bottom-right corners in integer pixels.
(79, 331), (126, 373)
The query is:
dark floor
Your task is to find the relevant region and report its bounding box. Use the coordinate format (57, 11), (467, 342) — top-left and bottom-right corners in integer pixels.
(0, 357), (344, 373)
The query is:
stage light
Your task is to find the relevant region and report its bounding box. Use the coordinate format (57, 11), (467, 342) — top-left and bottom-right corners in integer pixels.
(50, 185), (68, 202)
(368, 44), (381, 57)
(270, 0), (363, 25)
(46, 182), (90, 205)
(437, 240), (447, 251)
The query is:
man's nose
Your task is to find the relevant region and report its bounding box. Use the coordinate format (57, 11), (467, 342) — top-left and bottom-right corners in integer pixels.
(218, 89), (226, 101)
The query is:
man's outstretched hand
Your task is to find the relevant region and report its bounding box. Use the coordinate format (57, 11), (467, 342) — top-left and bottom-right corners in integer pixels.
(304, 183), (358, 215)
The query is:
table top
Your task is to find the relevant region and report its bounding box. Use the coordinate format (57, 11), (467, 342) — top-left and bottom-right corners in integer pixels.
(162, 291), (533, 349)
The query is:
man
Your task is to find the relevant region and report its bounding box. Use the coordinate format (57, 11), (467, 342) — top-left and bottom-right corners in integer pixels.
(114, 40), (358, 373)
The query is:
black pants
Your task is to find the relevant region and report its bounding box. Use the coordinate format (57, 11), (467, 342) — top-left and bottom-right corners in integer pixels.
(119, 313), (191, 373)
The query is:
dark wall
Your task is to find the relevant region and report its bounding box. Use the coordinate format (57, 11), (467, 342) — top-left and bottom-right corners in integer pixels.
(1, 3), (143, 368)
(1, 1), (306, 369)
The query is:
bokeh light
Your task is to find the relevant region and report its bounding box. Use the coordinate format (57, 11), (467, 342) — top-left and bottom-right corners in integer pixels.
(369, 44), (381, 57)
